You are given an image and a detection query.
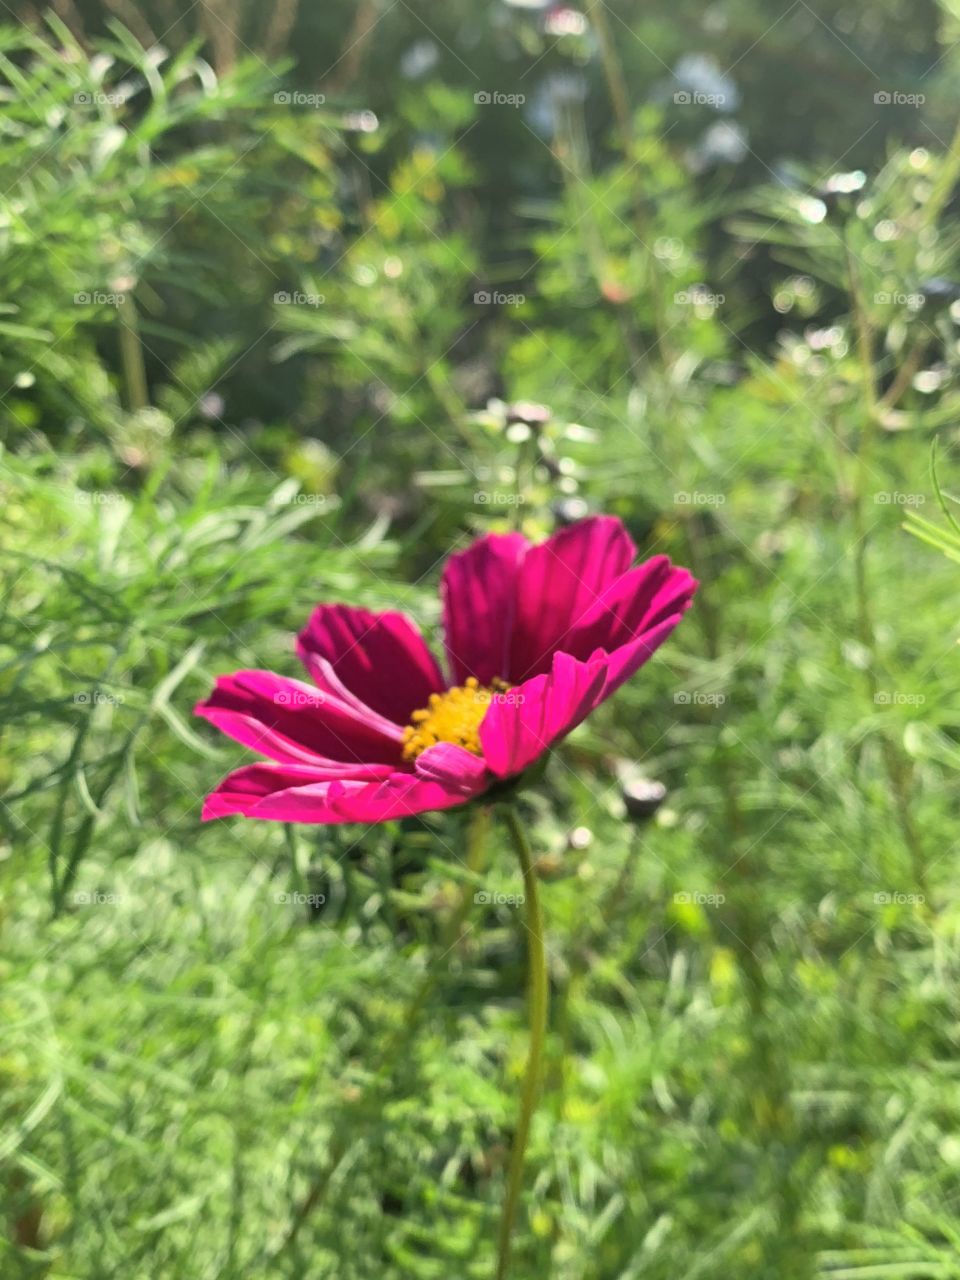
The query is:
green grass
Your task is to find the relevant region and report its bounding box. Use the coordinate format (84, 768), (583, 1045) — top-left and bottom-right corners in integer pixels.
(7, 9), (960, 1278)
(5, 359), (960, 1277)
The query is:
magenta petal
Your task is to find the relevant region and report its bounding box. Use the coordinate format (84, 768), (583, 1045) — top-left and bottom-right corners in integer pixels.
(297, 605), (444, 725)
(590, 613), (694, 699)
(562, 559), (699, 662)
(508, 516), (637, 681)
(316, 774), (472, 823)
(441, 531), (529, 685)
(414, 742), (490, 797)
(195, 670), (402, 765)
(291, 648), (403, 728)
(479, 650), (608, 779)
(207, 768), (472, 824)
(478, 567), (696, 780)
(201, 760), (395, 820)
(199, 519), (697, 824)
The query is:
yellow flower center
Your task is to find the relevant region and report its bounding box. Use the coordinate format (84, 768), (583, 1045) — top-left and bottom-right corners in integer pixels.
(402, 676), (509, 761)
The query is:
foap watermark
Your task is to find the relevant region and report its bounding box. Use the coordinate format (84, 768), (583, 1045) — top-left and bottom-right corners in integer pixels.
(274, 890), (326, 907)
(474, 889), (526, 907)
(274, 91), (326, 107)
(675, 286), (724, 307)
(874, 491), (925, 507)
(74, 90), (127, 106)
(474, 491), (525, 506)
(273, 690), (326, 707)
(275, 492), (330, 508)
(74, 290), (125, 307)
(674, 491), (725, 507)
(874, 891), (925, 906)
(74, 690), (124, 706)
(874, 90), (925, 107)
(474, 91), (525, 107)
(674, 691), (726, 707)
(674, 90), (726, 108)
(474, 290), (525, 307)
(74, 490), (125, 506)
(73, 890), (123, 905)
(274, 290), (325, 307)
(874, 691), (926, 706)
(875, 290), (925, 308)
(674, 890), (726, 906)
(485, 689), (525, 707)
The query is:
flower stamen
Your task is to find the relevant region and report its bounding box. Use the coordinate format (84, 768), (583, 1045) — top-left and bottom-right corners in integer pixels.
(402, 676), (509, 761)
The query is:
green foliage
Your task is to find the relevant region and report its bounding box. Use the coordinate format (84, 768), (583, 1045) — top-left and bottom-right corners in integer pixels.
(6, 6), (960, 1280)
(0, 19), (342, 451)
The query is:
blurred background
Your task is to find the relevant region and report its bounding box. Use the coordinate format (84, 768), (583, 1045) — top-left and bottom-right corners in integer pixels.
(6, 0), (960, 1276)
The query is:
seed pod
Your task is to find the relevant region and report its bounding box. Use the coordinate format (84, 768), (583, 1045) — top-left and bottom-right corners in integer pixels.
(506, 400), (551, 428)
(622, 777), (667, 821)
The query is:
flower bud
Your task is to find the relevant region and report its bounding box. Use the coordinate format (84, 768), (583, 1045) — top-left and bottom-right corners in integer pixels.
(621, 777), (667, 821)
(506, 400), (551, 428)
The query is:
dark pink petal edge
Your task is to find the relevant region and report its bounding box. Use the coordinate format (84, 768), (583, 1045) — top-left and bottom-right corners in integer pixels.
(297, 604), (444, 726)
(441, 530), (529, 686)
(508, 515), (638, 681)
(480, 562), (698, 778)
(202, 764), (477, 824)
(194, 669), (403, 766)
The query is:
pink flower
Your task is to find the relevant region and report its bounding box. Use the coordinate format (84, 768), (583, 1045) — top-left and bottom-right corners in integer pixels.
(195, 516), (697, 824)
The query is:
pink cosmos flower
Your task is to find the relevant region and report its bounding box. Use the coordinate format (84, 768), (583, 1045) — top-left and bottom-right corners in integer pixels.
(195, 516), (697, 824)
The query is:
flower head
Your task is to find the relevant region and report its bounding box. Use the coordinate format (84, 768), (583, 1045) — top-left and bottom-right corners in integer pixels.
(195, 516), (697, 823)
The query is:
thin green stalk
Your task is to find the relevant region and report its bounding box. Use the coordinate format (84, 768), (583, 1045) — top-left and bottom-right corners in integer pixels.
(843, 230), (928, 897)
(579, 3), (676, 370)
(586, 0), (632, 156)
(117, 292), (149, 411)
(495, 806), (549, 1280)
(879, 335), (929, 412)
(844, 233), (878, 415)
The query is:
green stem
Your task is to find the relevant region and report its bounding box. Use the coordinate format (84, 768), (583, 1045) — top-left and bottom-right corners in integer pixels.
(586, 0), (632, 156)
(843, 231), (878, 415)
(843, 231), (928, 898)
(495, 806), (549, 1280)
(117, 292), (149, 412)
